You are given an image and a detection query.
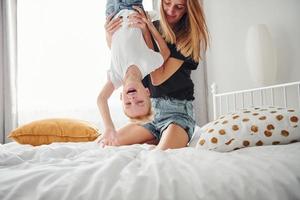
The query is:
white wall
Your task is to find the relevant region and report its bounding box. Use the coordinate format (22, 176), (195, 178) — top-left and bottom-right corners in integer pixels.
(204, 0), (300, 120)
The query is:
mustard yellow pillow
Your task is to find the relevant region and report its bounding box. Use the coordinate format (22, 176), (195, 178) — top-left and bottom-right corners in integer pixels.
(8, 118), (100, 146)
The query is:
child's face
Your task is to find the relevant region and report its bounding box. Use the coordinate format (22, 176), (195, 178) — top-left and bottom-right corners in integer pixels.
(121, 82), (151, 118)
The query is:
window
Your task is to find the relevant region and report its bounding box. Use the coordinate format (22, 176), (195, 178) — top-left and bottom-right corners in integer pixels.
(17, 0), (153, 129)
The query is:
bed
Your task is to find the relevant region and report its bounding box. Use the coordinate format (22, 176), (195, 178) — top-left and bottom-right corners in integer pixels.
(1, 82), (300, 200)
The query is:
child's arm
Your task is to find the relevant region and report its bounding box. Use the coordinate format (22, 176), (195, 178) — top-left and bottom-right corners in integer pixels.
(97, 80), (119, 145)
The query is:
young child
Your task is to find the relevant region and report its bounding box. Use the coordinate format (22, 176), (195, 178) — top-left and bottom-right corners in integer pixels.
(97, 0), (170, 144)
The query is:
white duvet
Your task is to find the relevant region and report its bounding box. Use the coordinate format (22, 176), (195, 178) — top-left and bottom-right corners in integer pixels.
(1, 141), (300, 200)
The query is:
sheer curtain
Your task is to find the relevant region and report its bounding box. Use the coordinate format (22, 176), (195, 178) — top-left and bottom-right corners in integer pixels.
(0, 0), (3, 144)
(192, 59), (209, 126)
(17, 0), (153, 132)
(0, 0), (18, 144)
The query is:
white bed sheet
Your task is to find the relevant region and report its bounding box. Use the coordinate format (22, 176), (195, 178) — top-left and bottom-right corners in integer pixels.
(1, 141), (300, 200)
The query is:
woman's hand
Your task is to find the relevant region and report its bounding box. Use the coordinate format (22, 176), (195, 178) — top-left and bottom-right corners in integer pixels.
(104, 14), (123, 48)
(128, 6), (152, 33)
(97, 129), (120, 147)
(128, 6), (154, 49)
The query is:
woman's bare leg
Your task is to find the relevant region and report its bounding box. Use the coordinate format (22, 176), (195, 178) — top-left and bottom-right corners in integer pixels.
(115, 123), (156, 145)
(156, 124), (189, 150)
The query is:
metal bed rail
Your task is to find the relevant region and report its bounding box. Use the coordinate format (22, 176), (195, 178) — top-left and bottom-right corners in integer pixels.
(211, 81), (300, 120)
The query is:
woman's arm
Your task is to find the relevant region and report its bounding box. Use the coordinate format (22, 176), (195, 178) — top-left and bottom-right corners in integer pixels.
(127, 7), (154, 50)
(141, 26), (154, 50)
(104, 15), (123, 48)
(130, 6), (170, 61)
(150, 57), (184, 86)
(145, 21), (170, 61)
(127, 7), (184, 85)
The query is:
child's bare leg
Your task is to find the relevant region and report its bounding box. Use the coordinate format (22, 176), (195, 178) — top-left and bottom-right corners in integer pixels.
(115, 123), (155, 146)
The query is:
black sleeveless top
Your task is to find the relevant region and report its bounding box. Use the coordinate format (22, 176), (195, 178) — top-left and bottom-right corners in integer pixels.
(142, 21), (199, 101)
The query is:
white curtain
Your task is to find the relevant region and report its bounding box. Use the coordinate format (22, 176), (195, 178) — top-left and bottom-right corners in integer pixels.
(17, 0), (122, 131)
(0, 0), (18, 144)
(191, 0), (209, 126)
(192, 60), (209, 126)
(17, 0), (154, 133)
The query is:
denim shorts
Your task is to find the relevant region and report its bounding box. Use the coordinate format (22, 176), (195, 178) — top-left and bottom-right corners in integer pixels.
(142, 98), (196, 142)
(106, 1), (143, 17)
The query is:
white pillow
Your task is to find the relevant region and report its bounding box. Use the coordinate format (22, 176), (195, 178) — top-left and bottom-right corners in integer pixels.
(189, 124), (209, 148)
(188, 125), (201, 147)
(195, 106), (300, 152)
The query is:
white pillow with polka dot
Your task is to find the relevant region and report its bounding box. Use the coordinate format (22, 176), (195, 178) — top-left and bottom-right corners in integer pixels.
(196, 106), (300, 152)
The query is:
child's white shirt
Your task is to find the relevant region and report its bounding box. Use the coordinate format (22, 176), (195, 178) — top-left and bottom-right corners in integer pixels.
(108, 9), (164, 88)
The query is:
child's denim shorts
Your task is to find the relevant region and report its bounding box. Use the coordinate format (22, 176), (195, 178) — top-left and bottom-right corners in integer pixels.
(142, 98), (195, 142)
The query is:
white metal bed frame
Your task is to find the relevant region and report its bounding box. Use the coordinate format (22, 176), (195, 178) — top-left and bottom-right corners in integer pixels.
(211, 81), (300, 120)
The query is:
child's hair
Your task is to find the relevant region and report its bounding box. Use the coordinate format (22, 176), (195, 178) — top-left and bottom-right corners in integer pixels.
(125, 107), (154, 125)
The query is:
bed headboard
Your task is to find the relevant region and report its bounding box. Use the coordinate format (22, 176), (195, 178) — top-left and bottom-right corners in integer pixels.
(211, 81), (300, 120)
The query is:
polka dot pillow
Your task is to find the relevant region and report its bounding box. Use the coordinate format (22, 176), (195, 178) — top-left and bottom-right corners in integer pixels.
(196, 106), (300, 152)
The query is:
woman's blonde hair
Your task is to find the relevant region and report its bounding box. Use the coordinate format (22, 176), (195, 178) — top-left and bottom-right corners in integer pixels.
(159, 0), (209, 62)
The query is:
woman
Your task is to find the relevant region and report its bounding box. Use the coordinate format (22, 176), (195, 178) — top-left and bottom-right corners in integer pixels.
(100, 0), (209, 149)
